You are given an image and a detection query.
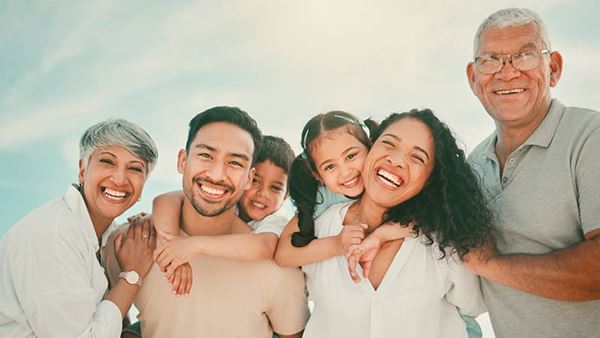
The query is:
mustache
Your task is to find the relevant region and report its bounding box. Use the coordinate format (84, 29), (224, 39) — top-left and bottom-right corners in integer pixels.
(193, 176), (234, 191)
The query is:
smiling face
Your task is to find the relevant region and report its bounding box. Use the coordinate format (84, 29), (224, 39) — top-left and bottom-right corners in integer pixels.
(362, 118), (435, 208)
(309, 127), (369, 198)
(178, 122), (255, 217)
(238, 160), (288, 222)
(78, 145), (148, 228)
(467, 23), (562, 130)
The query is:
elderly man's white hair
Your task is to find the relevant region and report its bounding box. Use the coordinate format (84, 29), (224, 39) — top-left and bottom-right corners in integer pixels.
(473, 8), (552, 56)
(79, 119), (158, 174)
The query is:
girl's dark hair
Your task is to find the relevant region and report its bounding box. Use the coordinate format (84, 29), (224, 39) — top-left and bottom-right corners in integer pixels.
(376, 109), (492, 258)
(289, 111), (377, 247)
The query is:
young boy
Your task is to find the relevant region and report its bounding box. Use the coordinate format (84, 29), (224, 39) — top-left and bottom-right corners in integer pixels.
(151, 135), (295, 293)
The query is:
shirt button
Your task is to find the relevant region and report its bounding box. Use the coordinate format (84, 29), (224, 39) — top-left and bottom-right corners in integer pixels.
(508, 157), (516, 164)
(502, 177), (508, 183)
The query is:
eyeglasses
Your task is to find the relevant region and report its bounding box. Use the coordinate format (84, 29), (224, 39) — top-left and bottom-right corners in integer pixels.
(474, 49), (550, 75)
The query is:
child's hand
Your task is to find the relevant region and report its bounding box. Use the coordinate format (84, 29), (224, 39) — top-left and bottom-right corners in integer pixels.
(336, 223), (368, 255)
(153, 230), (197, 276)
(346, 232), (383, 283)
(166, 263), (193, 296)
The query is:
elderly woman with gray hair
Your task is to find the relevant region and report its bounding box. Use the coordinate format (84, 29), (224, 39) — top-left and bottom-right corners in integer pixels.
(0, 119), (158, 337)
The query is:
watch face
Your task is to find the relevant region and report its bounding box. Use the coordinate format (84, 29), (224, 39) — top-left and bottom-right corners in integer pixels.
(125, 271), (140, 284)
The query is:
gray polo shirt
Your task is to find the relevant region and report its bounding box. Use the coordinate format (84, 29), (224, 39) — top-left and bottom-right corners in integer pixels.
(469, 99), (600, 338)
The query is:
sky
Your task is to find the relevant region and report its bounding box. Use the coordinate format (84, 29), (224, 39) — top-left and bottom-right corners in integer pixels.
(1, 1), (599, 336)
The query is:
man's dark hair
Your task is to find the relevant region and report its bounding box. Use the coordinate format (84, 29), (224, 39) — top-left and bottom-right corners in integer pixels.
(185, 106), (263, 164)
(255, 135), (295, 174)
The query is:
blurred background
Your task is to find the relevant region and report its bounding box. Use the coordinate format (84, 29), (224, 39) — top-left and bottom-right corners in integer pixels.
(2, 1), (599, 336)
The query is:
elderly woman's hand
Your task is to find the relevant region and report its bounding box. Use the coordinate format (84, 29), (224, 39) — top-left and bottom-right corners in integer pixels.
(114, 217), (157, 279)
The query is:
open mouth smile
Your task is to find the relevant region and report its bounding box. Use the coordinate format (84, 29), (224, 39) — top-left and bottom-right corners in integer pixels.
(377, 169), (403, 188)
(341, 175), (360, 188)
(494, 88), (525, 95)
(101, 187), (129, 201)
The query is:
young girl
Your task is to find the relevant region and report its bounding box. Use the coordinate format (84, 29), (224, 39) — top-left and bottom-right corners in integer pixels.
(274, 110), (413, 268)
(273, 110), (483, 338)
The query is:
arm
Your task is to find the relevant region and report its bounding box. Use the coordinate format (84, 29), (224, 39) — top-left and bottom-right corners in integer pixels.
(152, 191), (185, 236)
(274, 215), (366, 267)
(465, 231), (600, 301)
(276, 331), (303, 338)
(23, 221), (154, 337)
(154, 231), (280, 275)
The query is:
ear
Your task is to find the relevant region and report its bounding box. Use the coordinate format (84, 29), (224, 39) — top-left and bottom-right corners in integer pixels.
(78, 159), (85, 185)
(548, 51), (563, 87)
(311, 170), (322, 183)
(177, 149), (187, 174)
(466, 62), (477, 94)
(244, 167), (256, 190)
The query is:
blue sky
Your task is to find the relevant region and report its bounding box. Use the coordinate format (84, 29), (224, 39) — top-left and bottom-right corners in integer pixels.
(2, 0), (599, 234)
(1, 2), (599, 336)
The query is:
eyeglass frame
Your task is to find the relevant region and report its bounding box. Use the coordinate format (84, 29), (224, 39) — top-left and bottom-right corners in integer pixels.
(474, 49), (551, 75)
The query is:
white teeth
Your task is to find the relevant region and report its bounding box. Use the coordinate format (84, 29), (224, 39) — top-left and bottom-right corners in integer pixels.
(495, 88), (524, 95)
(342, 177), (358, 187)
(377, 169), (401, 187)
(104, 188), (127, 199)
(251, 201), (267, 209)
(200, 185), (226, 196)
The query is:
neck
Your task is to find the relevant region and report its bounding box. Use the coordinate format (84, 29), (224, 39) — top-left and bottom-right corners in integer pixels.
(495, 101), (550, 169)
(180, 200), (239, 236)
(81, 190), (113, 241)
(354, 196), (387, 233)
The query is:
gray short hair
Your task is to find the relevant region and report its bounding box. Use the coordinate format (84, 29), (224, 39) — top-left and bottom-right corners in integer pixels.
(79, 119), (158, 174)
(473, 8), (552, 56)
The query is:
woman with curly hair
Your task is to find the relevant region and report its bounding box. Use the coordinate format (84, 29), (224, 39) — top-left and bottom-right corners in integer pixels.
(302, 109), (492, 338)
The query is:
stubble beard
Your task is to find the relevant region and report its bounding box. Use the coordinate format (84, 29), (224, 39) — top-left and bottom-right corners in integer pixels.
(188, 190), (237, 217)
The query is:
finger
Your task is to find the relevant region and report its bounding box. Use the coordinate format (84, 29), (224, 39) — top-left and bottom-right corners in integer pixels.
(172, 268), (182, 295)
(177, 268), (187, 296)
(148, 230), (157, 249)
(133, 222), (143, 239)
(114, 233), (123, 252)
(166, 260), (178, 277)
(184, 265), (192, 296)
(362, 260), (372, 278)
(141, 217), (152, 239)
(126, 223), (135, 238)
(153, 245), (164, 262)
(347, 255), (360, 283)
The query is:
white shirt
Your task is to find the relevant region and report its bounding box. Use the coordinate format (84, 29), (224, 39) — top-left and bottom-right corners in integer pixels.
(0, 185), (122, 338)
(302, 202), (486, 338)
(248, 206), (291, 237)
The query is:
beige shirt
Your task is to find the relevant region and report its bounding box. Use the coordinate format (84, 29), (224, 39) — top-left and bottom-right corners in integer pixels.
(103, 228), (308, 338)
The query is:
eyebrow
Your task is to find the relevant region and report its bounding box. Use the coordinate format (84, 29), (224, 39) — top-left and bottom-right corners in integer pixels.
(99, 151), (146, 167)
(381, 133), (431, 160)
(317, 146), (361, 168)
(195, 143), (251, 162)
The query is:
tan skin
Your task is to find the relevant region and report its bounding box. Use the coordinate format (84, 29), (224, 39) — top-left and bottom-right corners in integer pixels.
(464, 23), (600, 301)
(78, 146), (156, 318)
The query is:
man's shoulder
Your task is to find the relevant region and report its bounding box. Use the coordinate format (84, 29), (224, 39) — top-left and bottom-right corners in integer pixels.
(561, 104), (600, 130)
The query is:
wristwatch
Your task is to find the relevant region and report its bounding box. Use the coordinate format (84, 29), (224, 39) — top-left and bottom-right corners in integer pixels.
(118, 271), (143, 286)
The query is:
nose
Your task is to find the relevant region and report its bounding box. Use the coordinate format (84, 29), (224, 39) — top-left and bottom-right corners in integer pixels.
(496, 56), (521, 81)
(110, 167), (128, 185)
(206, 162), (225, 181)
(255, 185), (267, 197)
(387, 152), (407, 168)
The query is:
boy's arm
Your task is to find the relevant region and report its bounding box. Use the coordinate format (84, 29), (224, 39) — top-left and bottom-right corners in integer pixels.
(274, 215), (365, 267)
(152, 191), (185, 236)
(154, 231), (280, 276)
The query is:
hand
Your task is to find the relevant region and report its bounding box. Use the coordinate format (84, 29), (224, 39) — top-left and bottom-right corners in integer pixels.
(153, 230), (198, 276)
(346, 232), (383, 283)
(114, 218), (156, 278)
(463, 235), (498, 275)
(336, 223), (368, 254)
(166, 262), (193, 296)
(127, 212), (148, 225)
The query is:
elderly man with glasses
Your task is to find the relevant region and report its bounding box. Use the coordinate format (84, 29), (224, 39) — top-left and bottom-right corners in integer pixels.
(464, 7), (600, 338)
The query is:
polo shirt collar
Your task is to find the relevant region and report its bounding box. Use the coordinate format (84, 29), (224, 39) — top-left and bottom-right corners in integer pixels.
(523, 98), (564, 148)
(65, 184), (99, 251)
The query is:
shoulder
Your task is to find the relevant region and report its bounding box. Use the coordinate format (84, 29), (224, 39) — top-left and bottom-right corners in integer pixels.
(468, 133), (495, 164)
(313, 201), (354, 237)
(560, 105), (600, 135)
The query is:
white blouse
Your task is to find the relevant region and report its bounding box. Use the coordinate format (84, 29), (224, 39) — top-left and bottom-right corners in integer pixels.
(302, 202), (485, 338)
(0, 185), (122, 337)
